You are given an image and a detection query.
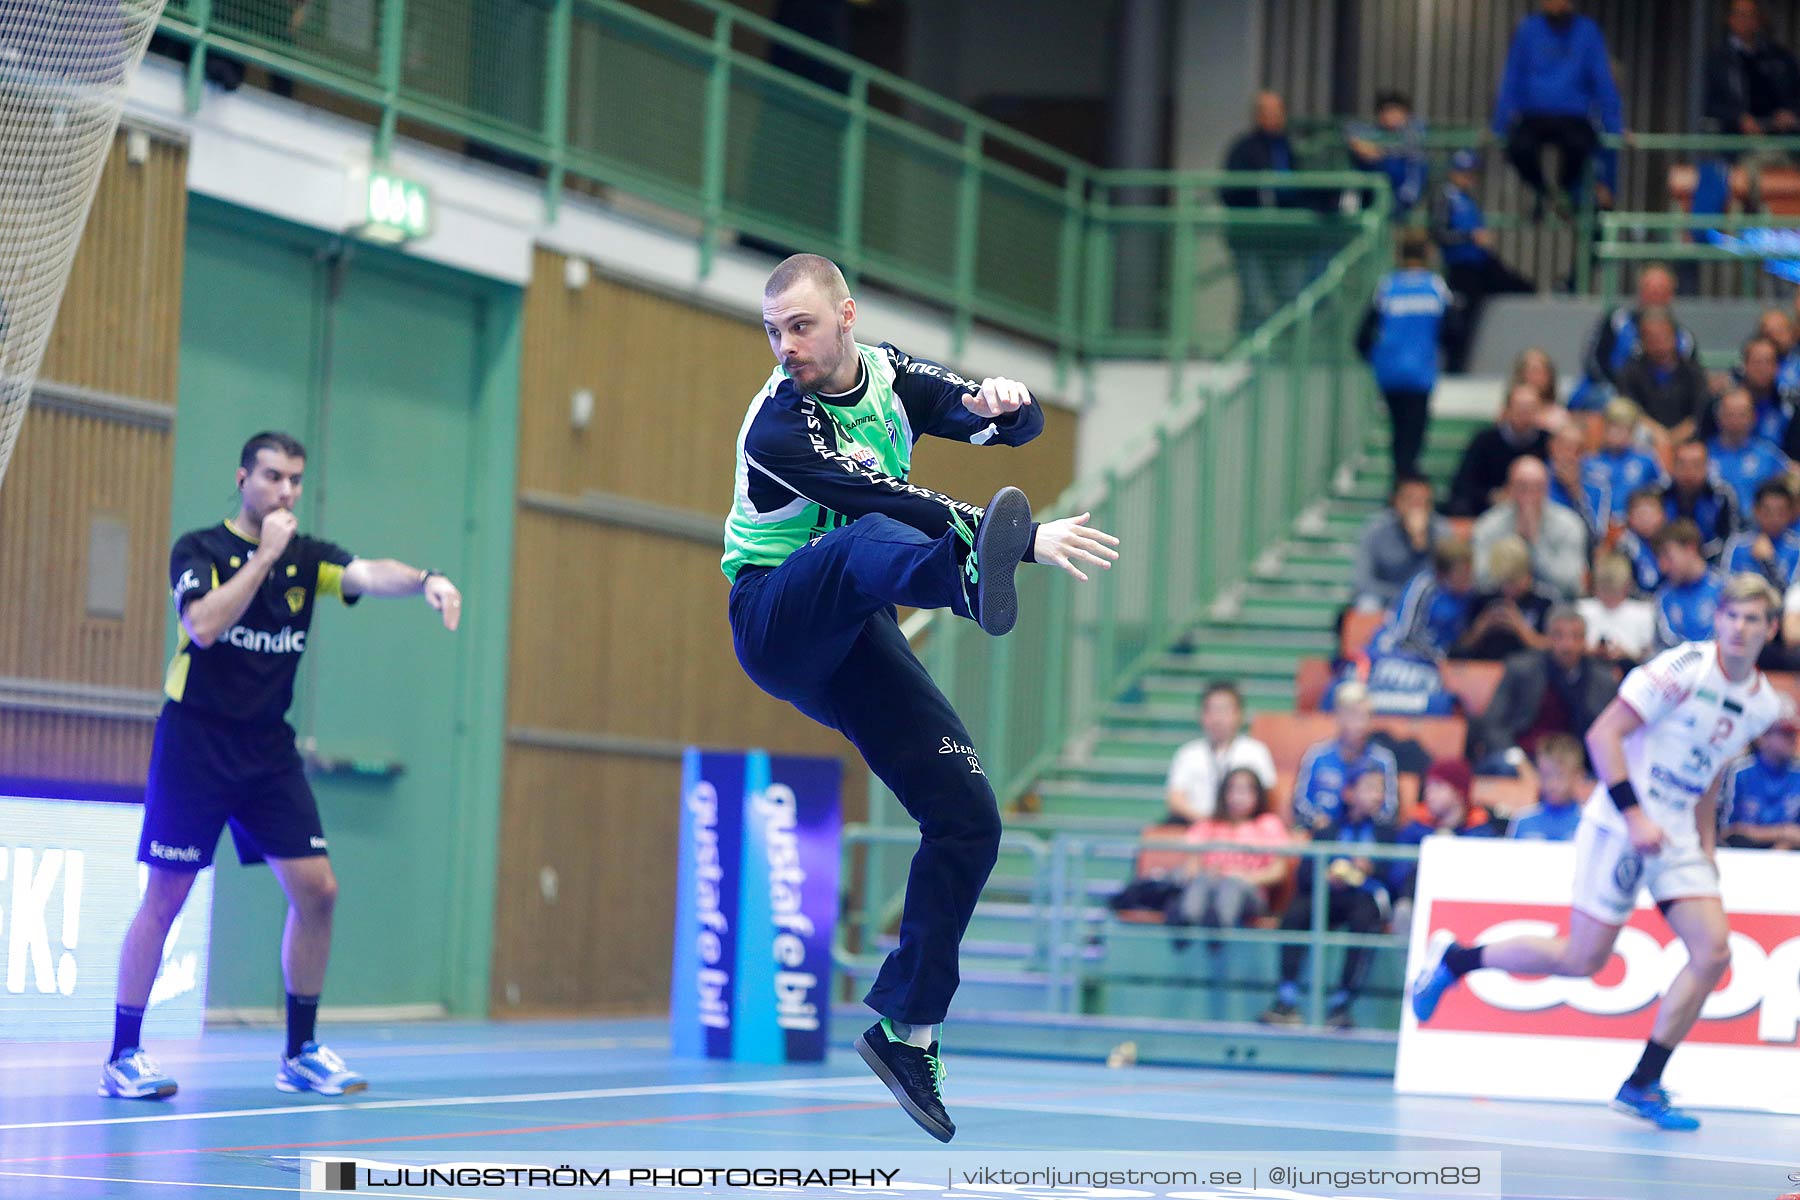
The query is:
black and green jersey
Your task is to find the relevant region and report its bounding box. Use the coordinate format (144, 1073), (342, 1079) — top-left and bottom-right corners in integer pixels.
(722, 341), (1044, 581)
(164, 520), (359, 724)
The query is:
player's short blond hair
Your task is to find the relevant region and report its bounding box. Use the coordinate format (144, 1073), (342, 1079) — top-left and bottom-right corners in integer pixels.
(1721, 572), (1782, 620)
(764, 253), (849, 304)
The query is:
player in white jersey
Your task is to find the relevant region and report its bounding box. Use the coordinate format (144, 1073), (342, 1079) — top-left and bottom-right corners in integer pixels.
(1410, 573), (1786, 1130)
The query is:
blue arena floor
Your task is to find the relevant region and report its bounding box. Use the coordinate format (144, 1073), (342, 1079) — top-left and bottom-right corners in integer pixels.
(0, 1018), (1792, 1199)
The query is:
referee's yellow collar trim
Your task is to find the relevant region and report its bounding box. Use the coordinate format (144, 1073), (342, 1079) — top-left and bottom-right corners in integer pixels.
(224, 518), (260, 544)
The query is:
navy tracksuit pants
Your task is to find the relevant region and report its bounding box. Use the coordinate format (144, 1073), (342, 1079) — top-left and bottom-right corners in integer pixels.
(729, 515), (1002, 1025)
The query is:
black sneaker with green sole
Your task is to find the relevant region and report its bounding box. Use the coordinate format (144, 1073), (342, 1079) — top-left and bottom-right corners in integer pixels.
(854, 1019), (954, 1142)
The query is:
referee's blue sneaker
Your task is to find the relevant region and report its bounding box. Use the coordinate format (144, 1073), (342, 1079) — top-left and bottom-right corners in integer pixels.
(1409, 939), (1463, 1023)
(98, 1048), (178, 1099)
(1612, 1081), (1700, 1131)
(855, 1020), (954, 1142)
(276, 1041), (368, 1096)
(964, 486), (1033, 637)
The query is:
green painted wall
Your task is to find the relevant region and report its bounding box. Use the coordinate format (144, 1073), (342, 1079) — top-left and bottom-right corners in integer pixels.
(172, 198), (518, 1015)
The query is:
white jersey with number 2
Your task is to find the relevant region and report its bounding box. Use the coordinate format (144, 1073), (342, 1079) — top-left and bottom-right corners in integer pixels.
(1582, 641), (1783, 849)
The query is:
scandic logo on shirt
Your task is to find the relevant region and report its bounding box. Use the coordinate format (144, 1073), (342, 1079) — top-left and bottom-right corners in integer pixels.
(223, 625), (306, 654)
(1422, 899), (1800, 1047)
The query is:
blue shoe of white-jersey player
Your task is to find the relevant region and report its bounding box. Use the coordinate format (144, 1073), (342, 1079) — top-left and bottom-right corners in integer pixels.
(1612, 1081), (1700, 1131)
(99, 1048), (179, 1099)
(276, 1041), (368, 1095)
(1408, 938), (1463, 1023)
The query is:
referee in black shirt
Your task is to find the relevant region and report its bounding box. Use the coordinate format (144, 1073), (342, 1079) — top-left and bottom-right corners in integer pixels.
(100, 431), (462, 1100)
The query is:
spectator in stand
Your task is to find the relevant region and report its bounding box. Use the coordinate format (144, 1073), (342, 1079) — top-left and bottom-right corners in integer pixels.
(1584, 398), (1665, 526)
(1578, 552), (1657, 663)
(1546, 420), (1606, 544)
(1659, 440), (1741, 562)
(1459, 535), (1562, 661)
(1757, 307), (1800, 396)
(1473, 457), (1588, 597)
(1369, 538), (1477, 662)
(1291, 681), (1400, 833)
(1653, 519), (1725, 648)
(1358, 232), (1455, 482)
(1432, 151), (1535, 372)
(1492, 0), (1624, 224)
(1346, 90), (1430, 222)
(1467, 603), (1616, 766)
(1511, 347), (1562, 408)
(1260, 764), (1396, 1030)
(1739, 336), (1794, 446)
(1701, 0), (1800, 214)
(1222, 92), (1309, 334)
(1175, 767), (1294, 928)
(1616, 486), (1667, 593)
(1724, 479), (1800, 590)
(1353, 474), (1451, 611)
(1447, 384), (1551, 517)
(1720, 718), (1800, 849)
(1618, 309), (1712, 445)
(1508, 733), (1589, 841)
(1388, 759), (1496, 926)
(1707, 388), (1790, 516)
(1163, 682), (1278, 825)
(1573, 265), (1696, 411)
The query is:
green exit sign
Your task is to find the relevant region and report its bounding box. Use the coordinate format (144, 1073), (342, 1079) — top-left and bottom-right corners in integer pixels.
(350, 168), (432, 244)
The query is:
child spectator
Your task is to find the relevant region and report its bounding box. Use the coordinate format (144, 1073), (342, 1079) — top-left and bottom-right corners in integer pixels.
(1722, 479), (1800, 590)
(1577, 553), (1656, 663)
(1616, 486), (1667, 594)
(1176, 767), (1294, 928)
(1720, 718), (1800, 849)
(1653, 519), (1724, 648)
(1583, 397), (1664, 526)
(1291, 682), (1401, 832)
(1509, 733), (1589, 841)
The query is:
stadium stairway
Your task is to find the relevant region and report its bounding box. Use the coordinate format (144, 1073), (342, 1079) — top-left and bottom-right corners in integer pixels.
(885, 409), (1492, 1046)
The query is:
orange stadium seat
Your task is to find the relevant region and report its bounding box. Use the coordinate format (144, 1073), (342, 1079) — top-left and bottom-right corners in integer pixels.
(1340, 611), (1384, 660)
(1250, 712), (1470, 778)
(1441, 660), (1504, 717)
(1294, 657), (1334, 711)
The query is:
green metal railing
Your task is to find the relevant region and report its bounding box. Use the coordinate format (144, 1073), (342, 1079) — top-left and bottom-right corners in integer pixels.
(153, 0), (1372, 359)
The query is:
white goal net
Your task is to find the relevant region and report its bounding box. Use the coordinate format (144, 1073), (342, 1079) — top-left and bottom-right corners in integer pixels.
(0, 0), (168, 491)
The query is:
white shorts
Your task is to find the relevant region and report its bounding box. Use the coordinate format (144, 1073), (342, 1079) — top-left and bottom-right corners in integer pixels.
(1570, 817), (1720, 926)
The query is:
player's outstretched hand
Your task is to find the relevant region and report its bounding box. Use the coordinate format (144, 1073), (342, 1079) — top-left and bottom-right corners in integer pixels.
(1624, 807), (1667, 855)
(964, 377), (1033, 419)
(1033, 512), (1119, 582)
(260, 509), (298, 561)
(424, 574), (463, 631)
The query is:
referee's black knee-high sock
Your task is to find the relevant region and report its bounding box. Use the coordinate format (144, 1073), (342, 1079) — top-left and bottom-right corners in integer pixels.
(286, 994), (320, 1059)
(111, 1006), (146, 1062)
(1626, 1039), (1675, 1089)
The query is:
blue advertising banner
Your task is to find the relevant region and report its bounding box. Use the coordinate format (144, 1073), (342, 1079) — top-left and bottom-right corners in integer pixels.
(671, 751), (840, 1063)
(0, 795), (214, 1043)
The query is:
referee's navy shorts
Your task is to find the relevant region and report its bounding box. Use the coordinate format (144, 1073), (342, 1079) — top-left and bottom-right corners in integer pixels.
(138, 702), (327, 871)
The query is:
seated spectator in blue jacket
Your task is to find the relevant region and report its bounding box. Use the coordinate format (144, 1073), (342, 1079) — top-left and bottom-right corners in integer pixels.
(1707, 388), (1789, 517)
(1659, 440), (1741, 563)
(1358, 232), (1454, 482)
(1353, 474), (1451, 611)
(1432, 151), (1534, 373)
(1346, 90), (1429, 221)
(1547, 419), (1607, 543)
(1732, 336), (1794, 447)
(1292, 681), (1401, 833)
(1492, 0), (1624, 222)
(1721, 718), (1800, 849)
(1260, 764), (1396, 1030)
(1583, 398), (1664, 526)
(1371, 538), (1476, 662)
(1723, 479), (1800, 590)
(1616, 486), (1667, 594)
(1653, 520), (1725, 648)
(1757, 307), (1800, 398)
(1508, 733), (1589, 841)
(1573, 266), (1696, 411)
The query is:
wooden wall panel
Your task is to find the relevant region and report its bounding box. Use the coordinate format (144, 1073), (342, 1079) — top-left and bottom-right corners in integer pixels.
(42, 132), (188, 401)
(0, 128), (185, 788)
(498, 256), (1076, 1013)
(0, 711), (154, 784)
(0, 409), (172, 685)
